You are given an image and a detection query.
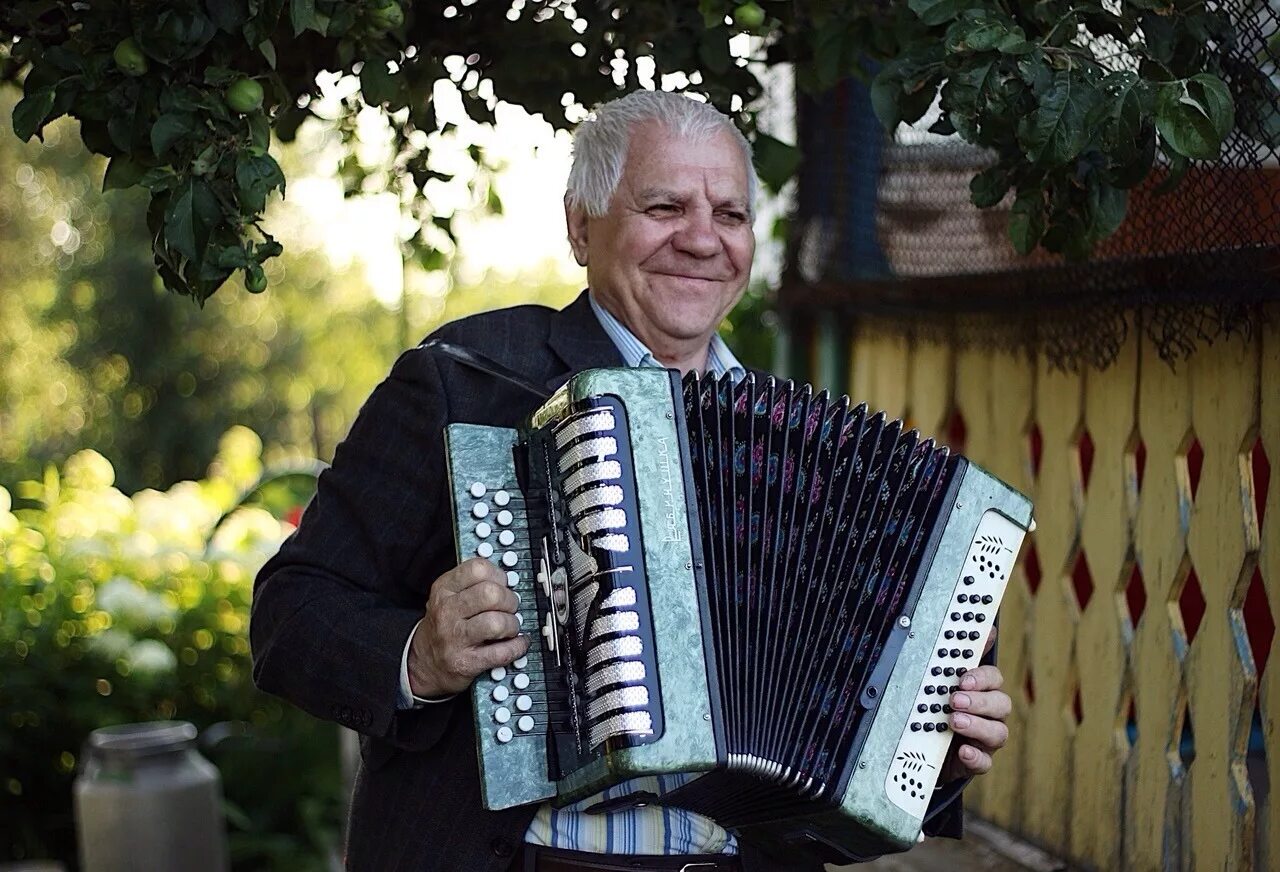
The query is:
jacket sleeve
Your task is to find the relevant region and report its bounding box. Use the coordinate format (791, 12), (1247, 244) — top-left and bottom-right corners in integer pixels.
(250, 346), (459, 753)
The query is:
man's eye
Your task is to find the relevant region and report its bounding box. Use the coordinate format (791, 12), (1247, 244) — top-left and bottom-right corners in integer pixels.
(717, 211), (748, 224)
(647, 204), (679, 215)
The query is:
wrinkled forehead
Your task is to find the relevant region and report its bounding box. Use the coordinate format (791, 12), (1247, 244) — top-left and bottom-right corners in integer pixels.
(619, 122), (752, 200)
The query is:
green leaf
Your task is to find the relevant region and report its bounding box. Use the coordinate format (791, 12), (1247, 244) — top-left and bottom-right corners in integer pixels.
(150, 113), (195, 158)
(248, 113), (271, 152)
(290, 0), (318, 35)
(1088, 182), (1128, 238)
(699, 0), (727, 29)
(235, 152), (286, 213)
(360, 59), (401, 107)
(259, 40), (277, 69)
(163, 178), (221, 263)
(970, 165), (1011, 208)
(908, 0), (962, 27)
(945, 14), (1010, 53)
(102, 157), (146, 192)
(752, 133), (802, 194)
(1017, 70), (1098, 164)
(870, 68), (906, 131)
(698, 30), (733, 76)
(13, 88), (57, 141)
(1008, 189), (1045, 255)
(1185, 73), (1234, 141)
(1154, 79), (1228, 160)
(139, 167), (180, 192)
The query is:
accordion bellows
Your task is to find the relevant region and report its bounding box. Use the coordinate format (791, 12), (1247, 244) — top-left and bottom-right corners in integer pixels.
(444, 367), (1033, 862)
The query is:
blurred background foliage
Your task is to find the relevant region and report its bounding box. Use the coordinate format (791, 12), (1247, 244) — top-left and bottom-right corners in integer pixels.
(0, 431), (342, 869)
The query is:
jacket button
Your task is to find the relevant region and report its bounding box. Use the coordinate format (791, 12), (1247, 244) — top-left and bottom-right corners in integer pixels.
(490, 837), (513, 857)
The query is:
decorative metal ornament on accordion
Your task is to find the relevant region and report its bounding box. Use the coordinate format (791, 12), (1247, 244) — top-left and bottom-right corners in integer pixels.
(444, 367), (1033, 863)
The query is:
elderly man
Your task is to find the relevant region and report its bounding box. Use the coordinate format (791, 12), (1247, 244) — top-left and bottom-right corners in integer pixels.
(251, 91), (1011, 872)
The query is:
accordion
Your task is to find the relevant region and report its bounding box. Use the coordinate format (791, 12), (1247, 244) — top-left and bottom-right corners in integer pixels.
(444, 367), (1033, 861)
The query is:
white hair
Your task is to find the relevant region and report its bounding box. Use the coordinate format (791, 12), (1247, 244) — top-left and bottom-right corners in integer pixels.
(565, 91), (758, 218)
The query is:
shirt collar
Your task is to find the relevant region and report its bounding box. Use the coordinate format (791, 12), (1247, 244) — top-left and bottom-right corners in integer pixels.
(587, 291), (746, 382)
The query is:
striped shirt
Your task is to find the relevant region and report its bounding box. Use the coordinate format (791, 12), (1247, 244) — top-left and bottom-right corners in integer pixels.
(522, 293), (744, 855)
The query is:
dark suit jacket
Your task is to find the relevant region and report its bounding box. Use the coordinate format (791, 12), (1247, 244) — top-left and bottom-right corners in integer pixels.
(250, 291), (963, 872)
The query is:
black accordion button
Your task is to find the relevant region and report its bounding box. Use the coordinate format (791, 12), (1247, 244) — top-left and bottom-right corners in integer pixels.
(976, 614), (987, 623)
(943, 704), (953, 714)
(938, 648), (948, 657)
(923, 723), (935, 732)
(982, 595), (994, 604)
(937, 723), (948, 733)
(957, 594), (968, 603)
(950, 648), (961, 658)
(924, 684), (936, 694)
(918, 704), (928, 713)
(963, 575), (975, 585)
(956, 667), (968, 676)
(951, 612), (962, 621)
(930, 704), (942, 713)
(963, 649), (974, 658)
(943, 667), (955, 677)
(932, 667), (943, 676)
(944, 630), (955, 640)
(911, 723), (922, 732)
(963, 612), (975, 621)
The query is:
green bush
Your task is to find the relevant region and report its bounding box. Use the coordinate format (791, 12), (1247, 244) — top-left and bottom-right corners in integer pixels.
(0, 428), (342, 870)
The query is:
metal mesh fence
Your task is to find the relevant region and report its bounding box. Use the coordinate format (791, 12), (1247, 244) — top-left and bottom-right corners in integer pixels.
(784, 2), (1280, 369)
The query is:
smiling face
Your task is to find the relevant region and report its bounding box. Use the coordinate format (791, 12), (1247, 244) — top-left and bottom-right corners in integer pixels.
(566, 120), (755, 370)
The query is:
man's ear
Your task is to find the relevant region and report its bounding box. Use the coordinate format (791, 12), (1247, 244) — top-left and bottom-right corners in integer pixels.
(565, 197), (589, 267)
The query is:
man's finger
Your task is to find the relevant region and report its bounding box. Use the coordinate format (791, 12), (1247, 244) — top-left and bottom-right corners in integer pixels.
(465, 610), (521, 644)
(949, 711), (1009, 750)
(958, 664), (1003, 692)
(950, 688), (1012, 721)
(953, 742), (993, 775)
(473, 636), (531, 672)
(452, 580), (518, 619)
(438, 558), (504, 594)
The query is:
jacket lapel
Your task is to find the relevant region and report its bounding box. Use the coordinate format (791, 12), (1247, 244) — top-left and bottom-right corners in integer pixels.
(544, 290), (626, 391)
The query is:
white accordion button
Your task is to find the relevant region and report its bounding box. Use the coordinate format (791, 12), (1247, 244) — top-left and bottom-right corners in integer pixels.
(489, 666), (507, 681)
(475, 521), (492, 539)
(515, 695), (533, 712)
(502, 551), (518, 567)
(513, 673), (530, 690)
(477, 542), (494, 559)
(494, 706), (511, 724)
(496, 726), (513, 744)
(506, 571), (520, 588)
(472, 503), (489, 519)
(513, 656), (528, 669)
(470, 482), (486, 498)
(492, 685), (510, 703)
(498, 530), (515, 546)
(494, 490), (511, 506)
(517, 715), (535, 733)
(497, 510), (514, 527)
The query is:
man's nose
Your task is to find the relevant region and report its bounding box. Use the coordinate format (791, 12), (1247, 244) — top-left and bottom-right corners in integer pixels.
(671, 208), (721, 258)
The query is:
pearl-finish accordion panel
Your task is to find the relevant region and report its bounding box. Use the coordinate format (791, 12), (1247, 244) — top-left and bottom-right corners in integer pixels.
(443, 367), (1033, 862)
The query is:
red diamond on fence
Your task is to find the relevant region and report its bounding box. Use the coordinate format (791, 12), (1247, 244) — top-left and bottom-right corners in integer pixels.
(1075, 428), (1096, 493)
(946, 407), (968, 453)
(1071, 550), (1094, 612)
(1126, 430), (1147, 493)
(1027, 422), (1044, 480)
(1176, 567), (1207, 647)
(1124, 563), (1147, 632)
(1024, 544), (1042, 595)
(1252, 436), (1270, 530)
(1243, 566), (1274, 678)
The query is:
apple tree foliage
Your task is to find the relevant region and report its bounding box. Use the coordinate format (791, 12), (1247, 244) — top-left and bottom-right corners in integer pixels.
(2, 1), (1275, 303)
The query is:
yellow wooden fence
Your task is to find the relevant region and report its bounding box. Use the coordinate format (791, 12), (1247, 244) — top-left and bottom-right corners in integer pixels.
(788, 313), (1277, 870)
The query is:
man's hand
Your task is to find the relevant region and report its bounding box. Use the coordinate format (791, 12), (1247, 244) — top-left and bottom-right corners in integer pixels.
(407, 558), (530, 698)
(940, 627), (1010, 783)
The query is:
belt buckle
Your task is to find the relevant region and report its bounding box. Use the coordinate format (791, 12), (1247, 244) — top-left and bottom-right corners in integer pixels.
(678, 864), (720, 872)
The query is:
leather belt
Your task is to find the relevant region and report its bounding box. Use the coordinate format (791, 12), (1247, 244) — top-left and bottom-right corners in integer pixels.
(514, 844), (742, 872)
